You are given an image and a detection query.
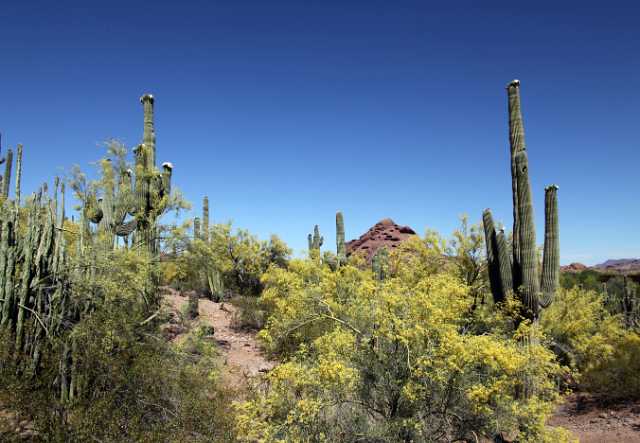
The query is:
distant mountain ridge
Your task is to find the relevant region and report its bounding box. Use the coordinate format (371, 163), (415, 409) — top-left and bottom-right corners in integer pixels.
(561, 258), (640, 275)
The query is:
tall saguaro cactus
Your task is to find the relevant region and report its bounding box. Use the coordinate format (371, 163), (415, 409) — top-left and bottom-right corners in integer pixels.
(85, 94), (173, 255)
(203, 196), (210, 242)
(482, 80), (560, 321)
(308, 225), (323, 253)
(336, 211), (346, 264)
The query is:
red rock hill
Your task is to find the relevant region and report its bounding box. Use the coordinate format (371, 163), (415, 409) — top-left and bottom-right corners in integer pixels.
(560, 263), (588, 273)
(346, 218), (417, 262)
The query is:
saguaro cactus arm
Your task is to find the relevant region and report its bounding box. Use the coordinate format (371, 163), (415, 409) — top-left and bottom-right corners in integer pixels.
(540, 185), (559, 308)
(482, 209), (503, 303)
(496, 227), (513, 296)
(514, 150), (540, 317)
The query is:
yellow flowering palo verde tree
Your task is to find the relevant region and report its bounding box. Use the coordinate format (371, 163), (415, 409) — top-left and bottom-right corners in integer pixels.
(236, 237), (572, 442)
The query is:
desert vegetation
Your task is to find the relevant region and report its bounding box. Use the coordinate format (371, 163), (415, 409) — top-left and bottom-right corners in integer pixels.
(0, 81), (638, 442)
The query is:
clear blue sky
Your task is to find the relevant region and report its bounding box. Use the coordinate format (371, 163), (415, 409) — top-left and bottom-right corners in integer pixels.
(1, 1), (638, 264)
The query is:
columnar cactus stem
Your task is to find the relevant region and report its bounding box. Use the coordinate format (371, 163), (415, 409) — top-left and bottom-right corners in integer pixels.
(3, 148), (13, 199)
(15, 194), (41, 353)
(203, 196), (209, 242)
(372, 247), (389, 280)
(540, 185), (559, 307)
(507, 80), (526, 283)
(514, 150), (540, 317)
(0, 208), (17, 328)
(482, 209), (504, 304)
(308, 225), (323, 253)
(161, 163), (172, 197)
(141, 94), (156, 168)
(336, 212), (346, 264)
(15, 144), (22, 206)
(194, 217), (201, 240)
(496, 227), (513, 296)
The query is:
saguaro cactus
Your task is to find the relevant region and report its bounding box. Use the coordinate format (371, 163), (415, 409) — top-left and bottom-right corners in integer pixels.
(336, 211), (346, 264)
(194, 217), (201, 240)
(372, 246), (389, 281)
(308, 225), (323, 252)
(85, 94), (173, 255)
(482, 80), (560, 321)
(202, 196), (210, 242)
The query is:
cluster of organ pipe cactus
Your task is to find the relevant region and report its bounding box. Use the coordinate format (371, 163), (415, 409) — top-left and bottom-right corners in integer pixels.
(0, 150), (75, 399)
(308, 225), (323, 253)
(482, 80), (560, 321)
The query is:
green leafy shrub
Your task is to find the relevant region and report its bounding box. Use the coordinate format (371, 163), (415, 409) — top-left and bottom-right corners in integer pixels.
(230, 295), (267, 331)
(542, 286), (640, 400)
(167, 223), (291, 298)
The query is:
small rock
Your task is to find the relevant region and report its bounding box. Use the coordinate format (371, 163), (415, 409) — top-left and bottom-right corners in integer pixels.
(19, 429), (38, 439)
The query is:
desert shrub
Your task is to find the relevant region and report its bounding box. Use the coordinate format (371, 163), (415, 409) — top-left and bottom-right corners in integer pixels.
(578, 330), (640, 400)
(230, 295), (267, 331)
(542, 286), (640, 400)
(166, 223), (291, 298)
(0, 248), (237, 442)
(210, 226), (290, 296)
(602, 276), (640, 329)
(560, 269), (602, 292)
(240, 238), (569, 442)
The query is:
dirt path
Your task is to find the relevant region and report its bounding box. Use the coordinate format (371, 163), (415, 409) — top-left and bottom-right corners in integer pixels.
(163, 290), (275, 383)
(548, 394), (640, 442)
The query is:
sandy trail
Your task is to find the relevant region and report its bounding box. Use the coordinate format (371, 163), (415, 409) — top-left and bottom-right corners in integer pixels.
(548, 394), (640, 442)
(163, 289), (275, 383)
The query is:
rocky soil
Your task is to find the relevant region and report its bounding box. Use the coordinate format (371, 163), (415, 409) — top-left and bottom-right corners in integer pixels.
(0, 407), (38, 441)
(163, 289), (275, 383)
(549, 394), (640, 442)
